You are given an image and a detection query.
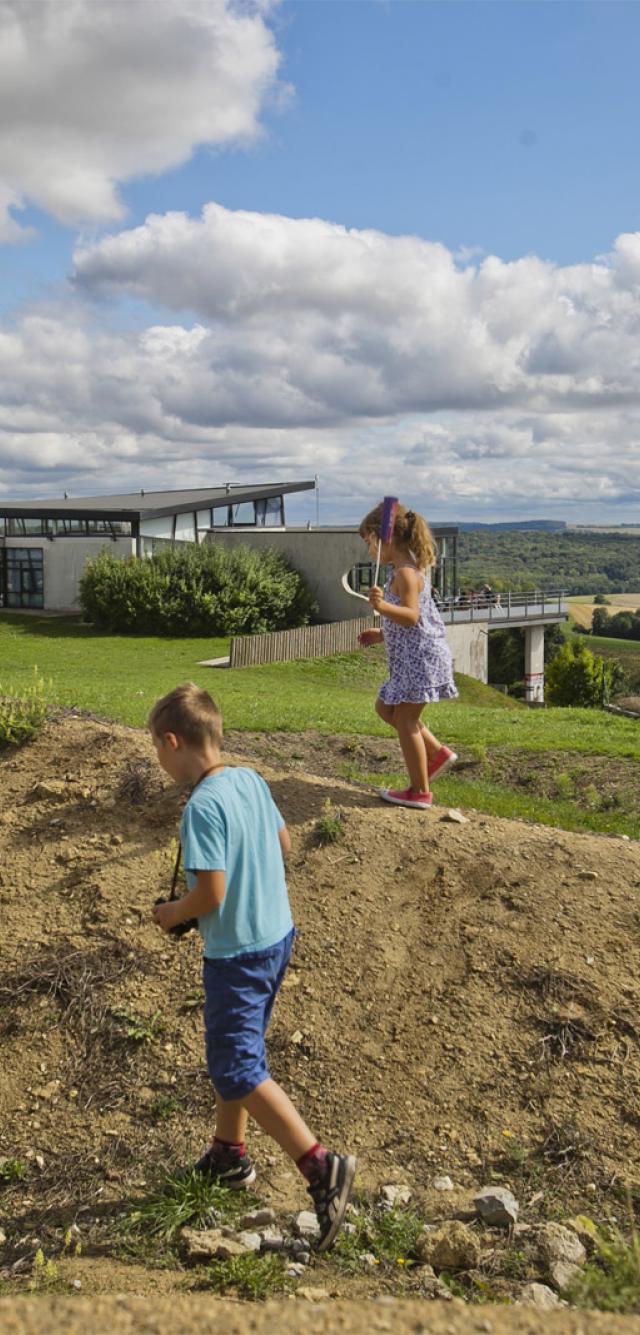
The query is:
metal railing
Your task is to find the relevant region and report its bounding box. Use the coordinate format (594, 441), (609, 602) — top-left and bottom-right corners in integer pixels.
(437, 589), (567, 624)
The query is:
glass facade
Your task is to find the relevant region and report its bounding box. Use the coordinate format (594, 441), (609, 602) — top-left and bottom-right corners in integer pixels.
(1, 516), (132, 537)
(0, 548), (44, 609)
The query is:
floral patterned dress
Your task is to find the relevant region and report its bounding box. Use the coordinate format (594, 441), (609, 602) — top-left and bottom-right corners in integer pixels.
(379, 565), (458, 706)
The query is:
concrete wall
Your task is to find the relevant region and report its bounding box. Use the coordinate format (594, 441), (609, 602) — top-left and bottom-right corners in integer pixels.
(445, 622), (488, 683)
(3, 536), (135, 611)
(206, 526), (376, 622)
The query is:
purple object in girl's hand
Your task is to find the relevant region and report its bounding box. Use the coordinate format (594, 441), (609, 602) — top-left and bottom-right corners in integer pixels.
(380, 496), (398, 544)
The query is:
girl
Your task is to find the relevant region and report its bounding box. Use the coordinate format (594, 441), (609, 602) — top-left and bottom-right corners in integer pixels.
(358, 501), (458, 809)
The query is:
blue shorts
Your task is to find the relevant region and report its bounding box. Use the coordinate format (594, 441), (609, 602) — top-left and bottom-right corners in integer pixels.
(202, 928), (295, 1101)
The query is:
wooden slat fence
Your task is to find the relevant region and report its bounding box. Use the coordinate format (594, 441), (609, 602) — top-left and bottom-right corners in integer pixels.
(229, 617), (373, 669)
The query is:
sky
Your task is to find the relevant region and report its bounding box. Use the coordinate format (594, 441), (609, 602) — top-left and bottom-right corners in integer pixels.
(1, 0), (640, 526)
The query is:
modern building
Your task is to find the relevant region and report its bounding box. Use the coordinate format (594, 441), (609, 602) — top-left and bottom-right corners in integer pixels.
(0, 482), (565, 700)
(0, 481), (315, 612)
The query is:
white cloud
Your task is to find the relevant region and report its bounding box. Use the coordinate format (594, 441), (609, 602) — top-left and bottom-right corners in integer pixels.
(74, 206), (640, 421)
(2, 210), (640, 519)
(0, 0), (284, 238)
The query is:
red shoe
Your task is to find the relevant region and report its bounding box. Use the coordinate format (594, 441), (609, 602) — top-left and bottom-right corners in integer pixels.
(380, 787), (433, 809)
(429, 746), (458, 783)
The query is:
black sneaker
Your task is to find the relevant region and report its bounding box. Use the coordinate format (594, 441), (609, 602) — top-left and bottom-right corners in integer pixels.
(307, 1152), (357, 1252)
(194, 1145), (256, 1189)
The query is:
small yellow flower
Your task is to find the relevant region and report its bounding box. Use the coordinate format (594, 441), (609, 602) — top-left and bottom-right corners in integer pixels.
(502, 1129), (513, 1138)
(396, 1257), (406, 1265)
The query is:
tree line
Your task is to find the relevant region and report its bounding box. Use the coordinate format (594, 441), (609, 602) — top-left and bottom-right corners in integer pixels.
(458, 530), (640, 595)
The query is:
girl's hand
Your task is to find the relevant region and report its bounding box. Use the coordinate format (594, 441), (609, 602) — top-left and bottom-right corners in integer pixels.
(369, 585), (384, 613)
(358, 629), (381, 647)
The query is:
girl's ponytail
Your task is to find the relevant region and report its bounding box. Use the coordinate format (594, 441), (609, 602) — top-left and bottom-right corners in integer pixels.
(359, 500), (437, 571)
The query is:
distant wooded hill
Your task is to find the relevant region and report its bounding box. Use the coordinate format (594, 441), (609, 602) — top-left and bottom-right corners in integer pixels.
(457, 529), (640, 595)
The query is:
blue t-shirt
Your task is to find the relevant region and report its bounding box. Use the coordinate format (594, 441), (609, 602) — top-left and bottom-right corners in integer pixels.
(180, 767), (293, 959)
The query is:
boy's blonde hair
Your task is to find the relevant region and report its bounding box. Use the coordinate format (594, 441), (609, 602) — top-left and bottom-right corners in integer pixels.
(148, 682), (223, 748)
(359, 501), (437, 570)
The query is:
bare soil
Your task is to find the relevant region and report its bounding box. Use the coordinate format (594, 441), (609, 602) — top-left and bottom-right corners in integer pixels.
(1, 716), (640, 1332)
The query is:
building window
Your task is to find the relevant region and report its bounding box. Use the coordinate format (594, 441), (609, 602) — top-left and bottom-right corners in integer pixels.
(196, 508), (212, 531)
(349, 561), (390, 595)
(5, 516), (50, 537)
(255, 496), (284, 526)
(231, 502), (255, 526)
(174, 511), (196, 542)
(1, 548), (44, 609)
(139, 516), (174, 540)
(212, 505), (229, 526)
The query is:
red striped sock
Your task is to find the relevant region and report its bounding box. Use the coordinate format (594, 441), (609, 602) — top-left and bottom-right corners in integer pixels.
(296, 1143), (328, 1182)
(213, 1136), (245, 1158)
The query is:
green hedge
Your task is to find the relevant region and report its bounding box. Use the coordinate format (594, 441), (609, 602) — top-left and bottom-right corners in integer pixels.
(79, 544), (318, 636)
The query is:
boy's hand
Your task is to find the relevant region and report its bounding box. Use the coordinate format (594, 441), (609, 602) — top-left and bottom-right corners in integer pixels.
(152, 899), (181, 932)
(368, 585), (384, 613)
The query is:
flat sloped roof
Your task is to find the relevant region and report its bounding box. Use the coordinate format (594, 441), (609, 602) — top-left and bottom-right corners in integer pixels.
(0, 481), (315, 521)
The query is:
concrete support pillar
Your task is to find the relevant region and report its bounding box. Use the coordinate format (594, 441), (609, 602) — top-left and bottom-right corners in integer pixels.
(524, 625), (545, 703)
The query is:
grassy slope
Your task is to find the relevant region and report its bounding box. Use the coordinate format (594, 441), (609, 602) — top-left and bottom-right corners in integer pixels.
(1, 614), (638, 764)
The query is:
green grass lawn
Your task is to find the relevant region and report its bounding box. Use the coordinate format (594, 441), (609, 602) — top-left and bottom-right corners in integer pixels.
(2, 614), (639, 764)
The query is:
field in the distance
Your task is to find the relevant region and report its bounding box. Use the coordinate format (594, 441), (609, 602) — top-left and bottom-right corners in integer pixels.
(568, 593), (640, 630)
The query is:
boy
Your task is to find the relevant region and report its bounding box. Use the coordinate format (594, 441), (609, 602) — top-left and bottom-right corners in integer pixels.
(149, 683), (356, 1252)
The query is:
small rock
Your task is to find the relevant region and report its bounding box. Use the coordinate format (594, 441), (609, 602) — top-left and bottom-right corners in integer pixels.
(31, 781), (68, 802)
(578, 870), (598, 881)
(380, 1183), (412, 1207)
(441, 808), (468, 824)
(297, 1286), (330, 1302)
(360, 1252), (378, 1267)
(286, 1262), (306, 1277)
(0, 1228), (6, 1246)
(416, 1220), (480, 1272)
(72, 1279), (82, 1290)
(538, 1221), (586, 1268)
(34, 1155), (45, 1172)
(297, 1251), (311, 1266)
(433, 1175), (454, 1192)
(295, 1210), (320, 1239)
(520, 1282), (561, 1310)
(180, 1226), (224, 1261)
(474, 1186), (519, 1228)
(550, 1259), (581, 1291)
(236, 1231), (261, 1252)
(240, 1208), (276, 1229)
(181, 1226), (254, 1261)
(260, 1227), (285, 1252)
(290, 1030), (304, 1045)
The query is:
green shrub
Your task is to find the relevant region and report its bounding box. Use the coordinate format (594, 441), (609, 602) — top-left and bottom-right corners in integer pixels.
(79, 544), (318, 637)
(546, 641), (623, 708)
(0, 674), (47, 748)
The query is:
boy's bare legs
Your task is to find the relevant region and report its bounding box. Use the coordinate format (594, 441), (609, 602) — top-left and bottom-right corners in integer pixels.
(242, 1079), (316, 1160)
(394, 703), (429, 793)
(214, 1091), (249, 1145)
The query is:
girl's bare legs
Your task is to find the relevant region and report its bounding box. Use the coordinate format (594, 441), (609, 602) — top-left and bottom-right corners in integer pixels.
(394, 702), (429, 793)
(420, 723), (443, 762)
(375, 698), (441, 782)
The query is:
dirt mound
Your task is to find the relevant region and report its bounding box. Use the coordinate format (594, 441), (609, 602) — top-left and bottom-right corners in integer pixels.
(2, 1294), (640, 1335)
(1, 715), (640, 1315)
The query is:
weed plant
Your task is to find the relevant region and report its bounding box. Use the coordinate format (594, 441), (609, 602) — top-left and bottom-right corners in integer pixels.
(121, 1168), (256, 1241)
(0, 672), (47, 748)
(314, 802), (345, 846)
(202, 1253), (291, 1300)
(569, 1221), (640, 1313)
